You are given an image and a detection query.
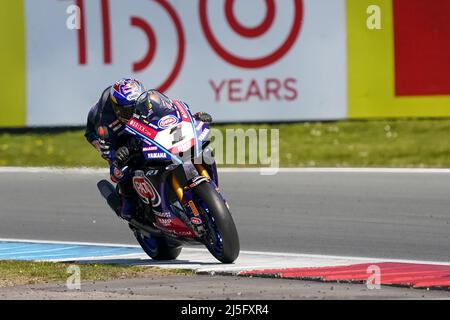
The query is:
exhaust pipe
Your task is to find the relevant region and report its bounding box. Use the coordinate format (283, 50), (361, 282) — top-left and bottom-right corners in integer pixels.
(97, 180), (163, 237)
(97, 180), (121, 216)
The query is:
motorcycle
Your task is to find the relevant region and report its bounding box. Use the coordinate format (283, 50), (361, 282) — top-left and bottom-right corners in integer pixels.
(97, 91), (240, 263)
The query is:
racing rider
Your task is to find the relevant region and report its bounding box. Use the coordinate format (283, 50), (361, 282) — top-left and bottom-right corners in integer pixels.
(84, 78), (212, 220)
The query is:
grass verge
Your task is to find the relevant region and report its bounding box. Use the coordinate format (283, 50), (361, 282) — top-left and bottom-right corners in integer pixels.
(0, 260), (192, 288)
(1, 119), (450, 167)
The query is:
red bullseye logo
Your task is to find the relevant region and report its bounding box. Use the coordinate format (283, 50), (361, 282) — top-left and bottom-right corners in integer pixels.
(199, 0), (304, 68)
(130, 0), (185, 92)
(76, 0), (185, 92)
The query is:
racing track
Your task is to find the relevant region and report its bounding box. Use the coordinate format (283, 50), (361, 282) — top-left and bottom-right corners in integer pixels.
(0, 168), (449, 262)
(0, 168), (450, 298)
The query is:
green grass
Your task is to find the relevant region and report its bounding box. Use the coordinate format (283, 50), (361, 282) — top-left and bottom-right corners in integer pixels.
(0, 260), (192, 288)
(1, 119), (450, 167)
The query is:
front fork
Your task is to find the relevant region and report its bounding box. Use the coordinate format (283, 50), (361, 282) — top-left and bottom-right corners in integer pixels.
(171, 163), (214, 203)
(170, 162), (218, 236)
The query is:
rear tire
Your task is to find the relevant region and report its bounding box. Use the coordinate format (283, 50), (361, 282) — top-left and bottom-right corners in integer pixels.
(193, 182), (240, 263)
(133, 228), (182, 260)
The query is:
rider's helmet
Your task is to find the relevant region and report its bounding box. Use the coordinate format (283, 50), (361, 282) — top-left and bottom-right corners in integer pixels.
(110, 78), (146, 123)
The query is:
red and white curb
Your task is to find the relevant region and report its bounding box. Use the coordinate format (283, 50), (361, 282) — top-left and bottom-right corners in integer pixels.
(96, 250), (450, 290)
(8, 239), (446, 290)
(239, 262), (450, 290)
(2, 239), (450, 290)
(64, 248), (450, 290)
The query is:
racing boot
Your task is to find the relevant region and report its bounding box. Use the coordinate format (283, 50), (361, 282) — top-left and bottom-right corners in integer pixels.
(119, 194), (136, 220)
(117, 179), (137, 220)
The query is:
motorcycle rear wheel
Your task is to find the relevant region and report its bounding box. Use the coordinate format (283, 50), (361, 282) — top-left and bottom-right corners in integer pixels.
(133, 228), (182, 261)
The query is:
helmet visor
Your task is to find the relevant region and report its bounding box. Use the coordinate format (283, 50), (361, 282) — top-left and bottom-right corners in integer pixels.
(111, 100), (135, 122)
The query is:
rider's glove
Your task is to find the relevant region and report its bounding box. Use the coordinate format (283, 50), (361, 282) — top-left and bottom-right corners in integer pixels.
(90, 139), (101, 152)
(99, 139), (114, 162)
(193, 112), (213, 124)
(115, 146), (130, 166)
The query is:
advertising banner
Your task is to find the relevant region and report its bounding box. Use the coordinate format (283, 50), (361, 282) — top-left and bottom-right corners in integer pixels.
(347, 0), (450, 118)
(0, 1), (26, 127)
(5, 0), (448, 128)
(24, 0), (347, 126)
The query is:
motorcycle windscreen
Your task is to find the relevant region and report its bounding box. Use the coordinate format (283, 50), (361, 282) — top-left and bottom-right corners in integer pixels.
(132, 91), (196, 157)
(135, 90), (177, 121)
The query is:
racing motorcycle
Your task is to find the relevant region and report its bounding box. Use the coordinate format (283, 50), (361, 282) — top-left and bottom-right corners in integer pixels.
(97, 91), (240, 263)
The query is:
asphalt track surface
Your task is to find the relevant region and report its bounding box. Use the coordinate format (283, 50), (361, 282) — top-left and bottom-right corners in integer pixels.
(0, 169), (449, 263)
(2, 274), (449, 300)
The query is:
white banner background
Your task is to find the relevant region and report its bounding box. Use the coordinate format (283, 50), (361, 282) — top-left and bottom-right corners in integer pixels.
(25, 0), (347, 126)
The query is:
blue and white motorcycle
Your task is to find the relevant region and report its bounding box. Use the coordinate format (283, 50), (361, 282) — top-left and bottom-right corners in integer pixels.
(97, 90), (240, 263)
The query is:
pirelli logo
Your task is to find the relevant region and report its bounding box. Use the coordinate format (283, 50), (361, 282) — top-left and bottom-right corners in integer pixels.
(188, 200), (200, 217)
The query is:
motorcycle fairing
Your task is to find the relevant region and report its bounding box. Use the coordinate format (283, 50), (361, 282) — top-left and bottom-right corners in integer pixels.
(124, 100), (219, 239)
(125, 101), (209, 164)
(134, 170), (197, 238)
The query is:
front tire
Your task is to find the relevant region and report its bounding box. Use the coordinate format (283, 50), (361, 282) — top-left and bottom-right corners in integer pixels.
(193, 182), (240, 263)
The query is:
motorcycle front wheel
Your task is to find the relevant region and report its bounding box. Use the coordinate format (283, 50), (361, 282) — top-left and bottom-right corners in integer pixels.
(193, 182), (240, 264)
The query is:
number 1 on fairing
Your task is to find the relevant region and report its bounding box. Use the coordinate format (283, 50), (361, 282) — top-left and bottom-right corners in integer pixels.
(171, 126), (184, 145)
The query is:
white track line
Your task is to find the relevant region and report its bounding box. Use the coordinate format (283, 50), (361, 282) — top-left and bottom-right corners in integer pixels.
(219, 168), (450, 174)
(2, 167), (450, 174)
(0, 167), (109, 174)
(0, 238), (140, 248)
(1, 238), (449, 269)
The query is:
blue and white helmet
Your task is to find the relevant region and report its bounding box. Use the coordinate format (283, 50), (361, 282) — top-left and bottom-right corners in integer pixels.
(110, 78), (146, 122)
